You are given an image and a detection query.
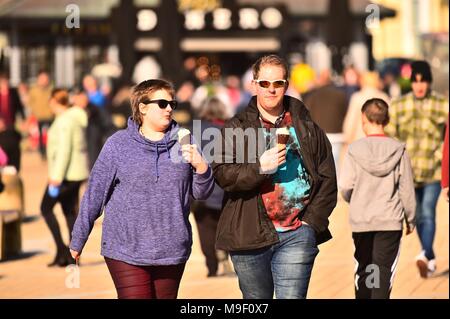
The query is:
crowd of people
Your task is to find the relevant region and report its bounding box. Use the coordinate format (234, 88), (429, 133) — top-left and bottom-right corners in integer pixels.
(0, 54), (448, 300)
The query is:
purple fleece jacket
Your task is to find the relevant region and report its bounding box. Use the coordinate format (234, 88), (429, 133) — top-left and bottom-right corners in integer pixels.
(70, 118), (214, 266)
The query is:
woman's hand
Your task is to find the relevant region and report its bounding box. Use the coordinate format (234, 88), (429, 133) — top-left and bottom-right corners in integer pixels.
(181, 144), (208, 174)
(70, 249), (80, 262)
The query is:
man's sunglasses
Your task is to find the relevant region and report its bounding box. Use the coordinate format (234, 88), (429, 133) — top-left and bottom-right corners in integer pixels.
(141, 99), (178, 110)
(254, 79), (287, 89)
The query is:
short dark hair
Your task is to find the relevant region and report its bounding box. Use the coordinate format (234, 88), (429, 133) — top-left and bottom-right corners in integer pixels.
(252, 54), (289, 80)
(130, 79), (175, 126)
(411, 60), (432, 83)
(361, 98), (390, 126)
(51, 88), (70, 106)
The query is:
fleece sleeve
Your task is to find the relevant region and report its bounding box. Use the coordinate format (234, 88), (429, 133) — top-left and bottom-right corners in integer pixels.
(69, 139), (117, 253)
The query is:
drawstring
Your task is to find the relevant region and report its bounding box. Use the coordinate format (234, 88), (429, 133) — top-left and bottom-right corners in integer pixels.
(164, 135), (171, 160)
(154, 144), (160, 182)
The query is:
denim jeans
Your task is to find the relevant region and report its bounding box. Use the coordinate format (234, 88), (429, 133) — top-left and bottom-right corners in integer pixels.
(415, 181), (441, 260)
(230, 224), (319, 299)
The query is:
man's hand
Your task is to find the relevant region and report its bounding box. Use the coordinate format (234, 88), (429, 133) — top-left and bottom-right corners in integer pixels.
(443, 187), (449, 202)
(259, 145), (286, 174)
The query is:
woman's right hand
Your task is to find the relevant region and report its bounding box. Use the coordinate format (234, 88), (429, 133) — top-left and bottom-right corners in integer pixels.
(70, 249), (80, 261)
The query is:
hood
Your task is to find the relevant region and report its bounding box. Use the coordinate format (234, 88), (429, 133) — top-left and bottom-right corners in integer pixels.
(66, 106), (88, 128)
(348, 137), (406, 177)
(126, 117), (182, 182)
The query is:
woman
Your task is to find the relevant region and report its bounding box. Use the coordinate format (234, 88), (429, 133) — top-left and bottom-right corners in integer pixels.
(69, 79), (214, 299)
(41, 88), (89, 267)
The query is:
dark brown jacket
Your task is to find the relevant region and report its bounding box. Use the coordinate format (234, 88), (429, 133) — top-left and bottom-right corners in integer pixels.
(212, 96), (337, 251)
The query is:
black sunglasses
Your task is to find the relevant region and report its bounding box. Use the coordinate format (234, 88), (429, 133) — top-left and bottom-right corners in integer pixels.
(141, 99), (178, 110)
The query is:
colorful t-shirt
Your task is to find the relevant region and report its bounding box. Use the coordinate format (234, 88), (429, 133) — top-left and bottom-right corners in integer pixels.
(260, 111), (311, 232)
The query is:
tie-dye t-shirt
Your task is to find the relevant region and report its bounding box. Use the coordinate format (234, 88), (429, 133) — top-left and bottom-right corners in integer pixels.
(260, 111), (311, 232)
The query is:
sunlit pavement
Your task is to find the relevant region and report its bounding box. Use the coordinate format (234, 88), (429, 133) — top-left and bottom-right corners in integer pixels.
(0, 150), (448, 299)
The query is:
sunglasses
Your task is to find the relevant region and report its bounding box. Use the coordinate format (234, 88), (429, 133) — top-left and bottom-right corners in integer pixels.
(255, 79), (287, 89)
(141, 99), (178, 110)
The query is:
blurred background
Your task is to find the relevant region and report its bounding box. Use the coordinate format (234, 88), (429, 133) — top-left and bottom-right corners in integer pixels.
(0, 0), (448, 299)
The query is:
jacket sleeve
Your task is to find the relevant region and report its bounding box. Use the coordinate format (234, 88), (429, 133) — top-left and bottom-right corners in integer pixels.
(69, 138), (117, 253)
(399, 150), (416, 230)
(302, 124), (338, 234)
(338, 150), (356, 203)
(212, 120), (271, 193)
(49, 122), (73, 182)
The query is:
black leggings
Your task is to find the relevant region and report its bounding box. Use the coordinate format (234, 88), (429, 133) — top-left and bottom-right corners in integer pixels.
(40, 180), (82, 251)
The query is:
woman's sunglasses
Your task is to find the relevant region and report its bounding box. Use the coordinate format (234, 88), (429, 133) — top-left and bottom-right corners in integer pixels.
(254, 79), (287, 89)
(141, 99), (178, 110)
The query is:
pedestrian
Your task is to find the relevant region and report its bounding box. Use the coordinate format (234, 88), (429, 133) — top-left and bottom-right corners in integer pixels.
(69, 79), (214, 299)
(27, 70), (53, 159)
(212, 55), (337, 299)
(41, 88), (89, 267)
(339, 98), (416, 299)
(385, 60), (448, 278)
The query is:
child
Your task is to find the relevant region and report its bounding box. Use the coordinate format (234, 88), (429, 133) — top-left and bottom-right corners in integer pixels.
(339, 98), (416, 299)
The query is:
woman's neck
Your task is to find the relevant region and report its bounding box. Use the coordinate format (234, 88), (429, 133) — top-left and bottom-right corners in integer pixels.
(140, 124), (165, 141)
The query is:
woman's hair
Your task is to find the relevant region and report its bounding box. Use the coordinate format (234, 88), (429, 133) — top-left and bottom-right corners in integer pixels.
(252, 54), (289, 80)
(361, 98), (390, 126)
(199, 97), (229, 122)
(51, 88), (70, 106)
(130, 79), (175, 126)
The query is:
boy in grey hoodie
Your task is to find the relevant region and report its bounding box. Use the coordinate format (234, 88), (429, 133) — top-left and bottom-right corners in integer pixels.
(339, 98), (416, 299)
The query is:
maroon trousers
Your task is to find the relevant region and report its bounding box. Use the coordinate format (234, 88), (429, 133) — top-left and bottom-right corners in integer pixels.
(104, 257), (186, 299)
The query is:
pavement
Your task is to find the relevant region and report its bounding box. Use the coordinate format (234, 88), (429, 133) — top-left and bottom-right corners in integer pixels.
(0, 150), (448, 299)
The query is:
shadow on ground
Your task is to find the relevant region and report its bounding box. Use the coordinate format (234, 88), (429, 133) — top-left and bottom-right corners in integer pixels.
(0, 251), (44, 263)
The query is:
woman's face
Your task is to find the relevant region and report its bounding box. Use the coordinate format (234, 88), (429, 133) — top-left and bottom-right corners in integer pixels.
(140, 89), (174, 132)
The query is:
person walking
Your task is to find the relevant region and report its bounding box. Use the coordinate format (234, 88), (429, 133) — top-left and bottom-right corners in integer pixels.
(339, 98), (416, 299)
(385, 60), (448, 278)
(212, 55), (337, 299)
(41, 89), (89, 267)
(69, 79), (214, 299)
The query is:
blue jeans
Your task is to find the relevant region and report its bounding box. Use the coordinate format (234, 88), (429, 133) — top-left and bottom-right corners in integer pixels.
(415, 182), (441, 260)
(230, 224), (319, 299)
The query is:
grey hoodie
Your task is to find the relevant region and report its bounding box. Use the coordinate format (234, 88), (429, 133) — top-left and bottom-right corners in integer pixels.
(339, 136), (416, 232)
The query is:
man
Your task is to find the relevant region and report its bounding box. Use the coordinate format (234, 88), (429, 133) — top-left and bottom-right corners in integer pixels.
(385, 60), (448, 279)
(28, 70), (53, 159)
(212, 55), (337, 299)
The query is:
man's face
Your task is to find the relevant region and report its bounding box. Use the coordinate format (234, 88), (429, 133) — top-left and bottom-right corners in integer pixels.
(411, 74), (430, 99)
(253, 64), (287, 112)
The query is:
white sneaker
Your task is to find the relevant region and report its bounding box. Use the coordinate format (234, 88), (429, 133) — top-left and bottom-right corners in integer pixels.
(427, 259), (436, 277)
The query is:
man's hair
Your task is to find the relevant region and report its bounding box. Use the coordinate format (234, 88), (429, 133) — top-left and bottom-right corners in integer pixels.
(361, 98), (390, 126)
(130, 79), (175, 126)
(252, 54), (289, 80)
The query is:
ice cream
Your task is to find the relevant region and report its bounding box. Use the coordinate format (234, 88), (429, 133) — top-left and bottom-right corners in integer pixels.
(276, 127), (290, 148)
(177, 128), (191, 146)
